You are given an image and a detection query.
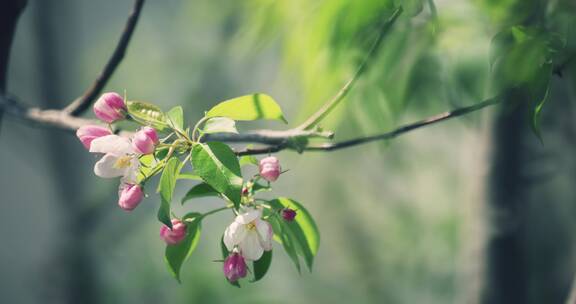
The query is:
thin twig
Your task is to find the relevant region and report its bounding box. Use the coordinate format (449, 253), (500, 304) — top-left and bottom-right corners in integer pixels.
(64, 0), (145, 116)
(236, 97), (502, 156)
(296, 7), (403, 130)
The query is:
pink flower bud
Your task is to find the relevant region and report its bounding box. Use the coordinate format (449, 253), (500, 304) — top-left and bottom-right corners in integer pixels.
(118, 183), (144, 211)
(281, 208), (297, 222)
(259, 156), (281, 182)
(132, 126), (158, 154)
(76, 125), (112, 149)
(93, 92), (127, 123)
(223, 252), (247, 282)
(160, 219), (187, 245)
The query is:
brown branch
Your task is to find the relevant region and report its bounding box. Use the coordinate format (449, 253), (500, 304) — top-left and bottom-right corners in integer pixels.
(63, 0), (145, 116)
(236, 97), (502, 155)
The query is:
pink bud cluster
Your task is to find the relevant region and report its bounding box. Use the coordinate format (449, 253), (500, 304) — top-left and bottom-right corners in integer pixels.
(75, 92), (161, 213)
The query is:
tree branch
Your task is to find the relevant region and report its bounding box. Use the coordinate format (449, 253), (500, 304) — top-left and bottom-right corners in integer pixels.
(63, 0), (145, 116)
(236, 97), (502, 155)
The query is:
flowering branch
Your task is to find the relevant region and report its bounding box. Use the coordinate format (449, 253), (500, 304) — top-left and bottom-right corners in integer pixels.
(64, 0), (145, 116)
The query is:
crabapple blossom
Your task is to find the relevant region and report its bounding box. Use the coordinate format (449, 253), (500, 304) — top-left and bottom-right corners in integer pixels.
(132, 126), (158, 154)
(76, 125), (112, 150)
(93, 92), (127, 123)
(118, 183), (144, 211)
(259, 156), (281, 182)
(223, 250), (247, 282)
(160, 219), (187, 245)
(223, 208), (272, 261)
(89, 134), (140, 183)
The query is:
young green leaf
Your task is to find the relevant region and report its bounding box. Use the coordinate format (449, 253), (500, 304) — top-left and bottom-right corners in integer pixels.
(166, 106), (184, 130)
(206, 94), (287, 123)
(239, 155), (259, 167)
(177, 173), (201, 181)
(252, 248), (272, 282)
(157, 157), (182, 228)
(202, 117), (238, 134)
(191, 142), (243, 208)
(165, 213), (202, 282)
(268, 198), (320, 271)
(181, 183), (219, 204)
(126, 100), (168, 130)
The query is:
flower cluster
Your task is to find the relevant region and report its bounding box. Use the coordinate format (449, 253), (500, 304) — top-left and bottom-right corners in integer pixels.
(75, 92), (317, 286)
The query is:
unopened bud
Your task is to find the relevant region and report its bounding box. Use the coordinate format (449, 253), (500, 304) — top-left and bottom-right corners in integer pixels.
(259, 156), (281, 182)
(132, 126), (158, 154)
(160, 219), (187, 245)
(223, 252), (247, 282)
(281, 208), (297, 222)
(118, 183), (144, 211)
(93, 92), (127, 123)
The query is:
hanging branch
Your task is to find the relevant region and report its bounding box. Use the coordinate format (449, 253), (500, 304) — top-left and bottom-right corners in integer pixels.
(63, 0), (145, 116)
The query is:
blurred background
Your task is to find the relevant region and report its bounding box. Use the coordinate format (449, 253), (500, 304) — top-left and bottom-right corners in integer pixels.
(1, 0), (576, 303)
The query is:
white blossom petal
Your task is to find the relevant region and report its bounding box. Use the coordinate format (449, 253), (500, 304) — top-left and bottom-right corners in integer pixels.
(89, 135), (133, 156)
(256, 220), (273, 251)
(235, 208), (261, 225)
(239, 232), (264, 261)
(223, 221), (247, 251)
(121, 157), (140, 184)
(94, 154), (126, 178)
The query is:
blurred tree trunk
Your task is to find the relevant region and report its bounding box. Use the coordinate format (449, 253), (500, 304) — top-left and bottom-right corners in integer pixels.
(482, 73), (576, 303)
(33, 1), (100, 303)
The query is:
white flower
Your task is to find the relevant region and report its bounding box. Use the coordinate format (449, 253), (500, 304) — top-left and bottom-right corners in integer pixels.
(223, 208), (272, 261)
(89, 134), (140, 183)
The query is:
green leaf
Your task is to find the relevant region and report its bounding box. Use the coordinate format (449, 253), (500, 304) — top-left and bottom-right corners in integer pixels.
(252, 249), (272, 282)
(177, 173), (202, 181)
(268, 198), (320, 271)
(191, 142), (243, 208)
(206, 93), (287, 123)
(253, 182), (271, 193)
(166, 106), (184, 130)
(202, 117), (238, 134)
(268, 215), (301, 273)
(181, 183), (219, 204)
(220, 236), (241, 288)
(165, 213), (202, 282)
(239, 155), (259, 167)
(157, 157), (182, 228)
(126, 100), (168, 130)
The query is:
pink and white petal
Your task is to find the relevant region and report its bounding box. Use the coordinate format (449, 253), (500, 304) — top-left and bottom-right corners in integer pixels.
(256, 220), (273, 251)
(239, 232), (264, 261)
(89, 135), (133, 155)
(94, 154), (125, 178)
(235, 208), (261, 225)
(223, 221), (247, 251)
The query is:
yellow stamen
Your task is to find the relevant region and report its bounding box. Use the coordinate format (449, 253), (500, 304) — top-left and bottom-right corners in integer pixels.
(246, 221), (257, 231)
(113, 156), (132, 169)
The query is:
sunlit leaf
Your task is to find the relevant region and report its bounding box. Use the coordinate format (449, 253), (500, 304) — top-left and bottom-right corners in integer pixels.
(206, 93), (287, 123)
(239, 155), (259, 167)
(202, 117), (238, 134)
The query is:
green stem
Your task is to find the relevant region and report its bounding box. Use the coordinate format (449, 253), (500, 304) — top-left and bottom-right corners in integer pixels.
(201, 205), (233, 219)
(296, 7), (403, 131)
